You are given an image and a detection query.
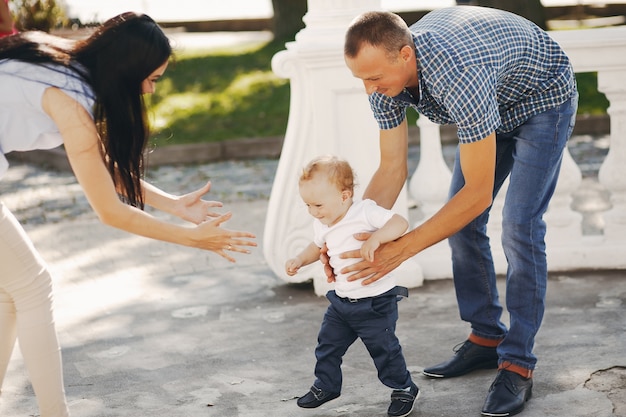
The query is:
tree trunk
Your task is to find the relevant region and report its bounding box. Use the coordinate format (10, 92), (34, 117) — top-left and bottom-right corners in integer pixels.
(271, 0), (307, 42)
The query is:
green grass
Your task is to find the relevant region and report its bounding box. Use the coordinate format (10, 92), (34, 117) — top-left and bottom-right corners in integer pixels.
(147, 42), (609, 146)
(147, 40), (290, 146)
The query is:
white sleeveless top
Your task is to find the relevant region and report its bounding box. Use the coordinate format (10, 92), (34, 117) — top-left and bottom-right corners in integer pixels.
(0, 60), (95, 178)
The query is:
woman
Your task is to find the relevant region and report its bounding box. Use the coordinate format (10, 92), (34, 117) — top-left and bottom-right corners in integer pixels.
(0, 12), (256, 417)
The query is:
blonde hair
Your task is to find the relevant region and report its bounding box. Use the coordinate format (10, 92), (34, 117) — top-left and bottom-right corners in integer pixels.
(300, 155), (357, 193)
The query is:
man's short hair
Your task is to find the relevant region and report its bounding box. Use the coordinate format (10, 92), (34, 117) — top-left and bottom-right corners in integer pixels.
(344, 11), (413, 58)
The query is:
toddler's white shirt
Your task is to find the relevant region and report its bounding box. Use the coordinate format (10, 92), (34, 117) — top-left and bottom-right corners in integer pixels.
(313, 198), (399, 299)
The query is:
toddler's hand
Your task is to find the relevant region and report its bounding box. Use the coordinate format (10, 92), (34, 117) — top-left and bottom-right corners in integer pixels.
(285, 258), (302, 276)
(360, 239), (380, 263)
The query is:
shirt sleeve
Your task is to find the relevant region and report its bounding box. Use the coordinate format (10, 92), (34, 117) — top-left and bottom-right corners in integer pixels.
(368, 92), (409, 130)
(361, 199), (396, 229)
(442, 65), (501, 143)
(312, 219), (326, 248)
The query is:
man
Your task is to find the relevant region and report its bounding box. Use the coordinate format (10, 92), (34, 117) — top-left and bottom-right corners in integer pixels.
(340, 6), (577, 417)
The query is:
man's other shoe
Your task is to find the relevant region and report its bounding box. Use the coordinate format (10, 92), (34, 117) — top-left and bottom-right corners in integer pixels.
(481, 369), (533, 416)
(422, 339), (498, 378)
(388, 382), (420, 417)
(297, 385), (340, 408)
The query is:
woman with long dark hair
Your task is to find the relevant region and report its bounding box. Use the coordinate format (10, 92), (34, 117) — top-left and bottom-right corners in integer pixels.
(0, 12), (256, 416)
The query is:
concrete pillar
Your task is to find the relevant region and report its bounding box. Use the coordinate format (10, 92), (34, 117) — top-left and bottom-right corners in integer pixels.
(598, 69), (626, 242)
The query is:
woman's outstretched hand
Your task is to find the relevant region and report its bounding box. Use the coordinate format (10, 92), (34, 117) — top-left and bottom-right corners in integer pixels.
(174, 181), (224, 224)
(192, 212), (257, 262)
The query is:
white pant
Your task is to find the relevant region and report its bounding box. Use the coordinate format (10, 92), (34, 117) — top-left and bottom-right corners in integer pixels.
(0, 202), (69, 417)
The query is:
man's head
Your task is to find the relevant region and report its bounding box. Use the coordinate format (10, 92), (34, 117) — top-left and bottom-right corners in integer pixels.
(344, 11), (417, 97)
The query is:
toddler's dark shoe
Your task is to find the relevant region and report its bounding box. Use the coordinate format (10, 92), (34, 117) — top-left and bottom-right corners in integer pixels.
(388, 382), (419, 417)
(297, 385), (340, 408)
(422, 339), (498, 378)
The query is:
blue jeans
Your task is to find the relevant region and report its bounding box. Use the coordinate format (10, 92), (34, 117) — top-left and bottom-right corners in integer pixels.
(447, 93), (578, 371)
(312, 290), (412, 393)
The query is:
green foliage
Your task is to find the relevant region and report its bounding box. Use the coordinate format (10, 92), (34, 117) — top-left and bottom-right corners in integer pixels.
(575, 72), (609, 115)
(147, 40), (290, 146)
(12, 0), (67, 32)
(146, 40), (607, 146)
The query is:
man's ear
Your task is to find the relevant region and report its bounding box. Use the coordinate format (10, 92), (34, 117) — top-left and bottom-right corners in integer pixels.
(400, 44), (413, 62)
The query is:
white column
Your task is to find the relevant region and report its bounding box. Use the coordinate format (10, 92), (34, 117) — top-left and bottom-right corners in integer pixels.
(597, 69), (626, 241)
(545, 148), (584, 245)
(487, 178), (508, 275)
(409, 116), (451, 221)
(264, 0), (423, 295)
(408, 117), (454, 278)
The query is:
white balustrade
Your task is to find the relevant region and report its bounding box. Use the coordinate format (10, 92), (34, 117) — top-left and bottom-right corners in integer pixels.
(597, 70), (626, 242)
(412, 26), (626, 276)
(265, 3), (626, 292)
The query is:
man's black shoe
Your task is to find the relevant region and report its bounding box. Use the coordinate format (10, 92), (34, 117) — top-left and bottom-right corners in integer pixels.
(297, 385), (340, 408)
(388, 382), (419, 417)
(422, 339), (498, 378)
(481, 369), (532, 416)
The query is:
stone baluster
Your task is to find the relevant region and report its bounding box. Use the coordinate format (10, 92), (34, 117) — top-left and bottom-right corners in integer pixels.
(550, 26), (626, 246)
(487, 178), (508, 274)
(409, 116), (451, 221)
(545, 148), (584, 244)
(597, 69), (626, 242)
(543, 147), (585, 269)
(408, 117), (453, 278)
(598, 67), (626, 242)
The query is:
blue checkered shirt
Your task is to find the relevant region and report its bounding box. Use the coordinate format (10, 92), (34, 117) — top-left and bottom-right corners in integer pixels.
(369, 6), (576, 143)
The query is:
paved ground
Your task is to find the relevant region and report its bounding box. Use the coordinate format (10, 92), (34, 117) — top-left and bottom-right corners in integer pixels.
(0, 200), (624, 417)
(1, 137), (625, 416)
(1, 31), (624, 417)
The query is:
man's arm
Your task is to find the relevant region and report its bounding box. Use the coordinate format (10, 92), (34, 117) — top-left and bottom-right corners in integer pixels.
(363, 119), (409, 209)
(399, 132), (495, 252)
(345, 132), (497, 284)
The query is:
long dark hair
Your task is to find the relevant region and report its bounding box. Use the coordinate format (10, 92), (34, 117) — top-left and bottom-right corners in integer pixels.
(0, 12), (172, 208)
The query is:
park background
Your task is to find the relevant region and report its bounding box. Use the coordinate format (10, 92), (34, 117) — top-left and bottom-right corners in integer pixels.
(1, 5), (624, 416)
(5, 0), (619, 161)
